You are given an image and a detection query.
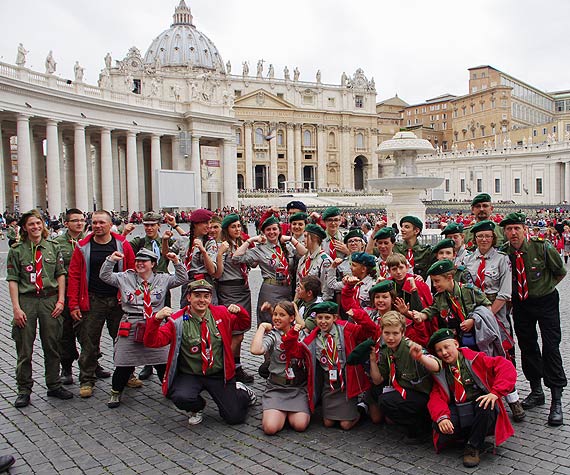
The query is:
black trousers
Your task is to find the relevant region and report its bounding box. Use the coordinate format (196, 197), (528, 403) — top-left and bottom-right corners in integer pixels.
(168, 373), (250, 425)
(512, 290), (567, 388)
(112, 365), (166, 392)
(434, 401), (497, 450)
(377, 388), (430, 432)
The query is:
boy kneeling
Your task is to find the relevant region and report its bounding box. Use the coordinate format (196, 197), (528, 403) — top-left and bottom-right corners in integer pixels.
(427, 328), (516, 467)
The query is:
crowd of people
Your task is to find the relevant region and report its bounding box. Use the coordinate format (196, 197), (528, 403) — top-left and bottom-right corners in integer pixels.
(4, 193), (569, 469)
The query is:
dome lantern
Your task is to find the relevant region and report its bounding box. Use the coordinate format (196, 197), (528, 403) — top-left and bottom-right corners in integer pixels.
(172, 0), (193, 26)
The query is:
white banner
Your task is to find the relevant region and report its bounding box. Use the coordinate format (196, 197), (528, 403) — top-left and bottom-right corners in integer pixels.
(200, 146), (222, 192)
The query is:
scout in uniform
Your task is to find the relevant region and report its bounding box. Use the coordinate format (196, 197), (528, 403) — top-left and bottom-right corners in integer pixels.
(341, 252), (378, 310)
(320, 207), (347, 261)
(7, 209), (73, 407)
(288, 212), (307, 245)
(294, 275), (323, 330)
(369, 311), (439, 439)
(441, 222), (468, 266)
(427, 328), (516, 468)
(367, 227), (396, 279)
(394, 215), (432, 280)
(386, 253), (433, 313)
(463, 220), (525, 422)
(250, 301), (311, 435)
(143, 280), (257, 426)
(295, 224), (335, 302)
(258, 200), (308, 237)
(412, 260), (491, 349)
(100, 248), (187, 408)
(54, 208), (86, 385)
(463, 193), (505, 250)
(432, 238), (473, 285)
(500, 212), (567, 426)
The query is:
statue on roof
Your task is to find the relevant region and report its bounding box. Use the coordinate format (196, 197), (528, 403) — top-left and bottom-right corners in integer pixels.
(74, 61), (84, 82)
(242, 61), (249, 77)
(45, 50), (56, 74)
(226, 60), (231, 74)
(104, 52), (112, 70)
(284, 66), (290, 81)
(256, 59), (264, 78)
(16, 43), (28, 67)
(316, 70), (321, 84)
(268, 64), (274, 79)
(293, 67), (300, 81)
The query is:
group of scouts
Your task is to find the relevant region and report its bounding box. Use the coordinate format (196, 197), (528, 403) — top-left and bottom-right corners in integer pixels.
(6, 192), (567, 469)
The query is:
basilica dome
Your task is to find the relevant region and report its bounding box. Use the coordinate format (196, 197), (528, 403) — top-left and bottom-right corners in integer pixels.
(143, 0), (225, 73)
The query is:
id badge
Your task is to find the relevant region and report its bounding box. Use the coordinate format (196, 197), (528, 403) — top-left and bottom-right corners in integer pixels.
(329, 369), (338, 381)
(285, 367), (295, 379)
(30, 272), (36, 283)
(383, 386), (395, 394)
(275, 266), (286, 282)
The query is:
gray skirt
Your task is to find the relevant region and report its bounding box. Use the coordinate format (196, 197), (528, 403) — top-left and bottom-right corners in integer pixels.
(262, 381), (310, 414)
(113, 314), (169, 367)
(217, 280), (252, 317)
(318, 366), (358, 421)
(257, 282), (292, 326)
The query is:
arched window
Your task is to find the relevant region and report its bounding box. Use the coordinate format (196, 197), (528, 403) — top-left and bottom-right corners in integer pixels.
(356, 133), (364, 149)
(328, 131), (336, 148)
(277, 130), (284, 147)
(303, 130), (312, 147)
(236, 129), (242, 145)
(255, 127), (264, 144)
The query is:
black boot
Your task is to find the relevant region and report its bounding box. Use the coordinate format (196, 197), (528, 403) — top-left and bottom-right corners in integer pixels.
(548, 387), (564, 426)
(522, 380), (545, 409)
(139, 365), (153, 380)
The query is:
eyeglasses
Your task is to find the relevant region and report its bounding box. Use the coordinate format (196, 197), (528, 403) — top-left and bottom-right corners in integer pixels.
(475, 235), (494, 240)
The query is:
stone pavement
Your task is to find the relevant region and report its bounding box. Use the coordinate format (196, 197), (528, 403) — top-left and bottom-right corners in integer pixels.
(1, 236), (570, 474)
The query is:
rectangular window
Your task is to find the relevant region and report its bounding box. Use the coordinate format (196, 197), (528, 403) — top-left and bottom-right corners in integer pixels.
(494, 178), (501, 193)
(543, 128), (547, 135)
(460, 178), (465, 193)
(234, 90), (242, 97)
(277, 93), (284, 99)
(303, 95), (314, 105)
(445, 179), (450, 192)
(278, 153), (285, 159)
(355, 95), (363, 108)
(304, 154), (312, 160)
(328, 97), (335, 107)
(533, 129), (537, 137)
(476, 178), (482, 193)
(237, 152), (243, 158)
(514, 178), (521, 194)
(536, 177), (543, 194)
(553, 126), (557, 133)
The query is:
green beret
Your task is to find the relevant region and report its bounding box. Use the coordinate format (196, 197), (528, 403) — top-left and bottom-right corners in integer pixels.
(311, 301), (339, 315)
(351, 252), (376, 268)
(344, 229), (365, 244)
(428, 328), (457, 351)
(347, 339), (375, 365)
(400, 215), (423, 232)
(305, 223), (326, 240)
(369, 280), (394, 299)
(260, 216), (280, 231)
(471, 220), (495, 235)
(322, 207), (341, 220)
(440, 222), (464, 235)
(373, 227), (395, 241)
(427, 259), (455, 276)
(432, 238), (455, 254)
(499, 212), (526, 227)
(187, 279), (213, 293)
(289, 212), (308, 223)
(142, 211), (161, 224)
(471, 193), (491, 206)
(221, 213), (240, 229)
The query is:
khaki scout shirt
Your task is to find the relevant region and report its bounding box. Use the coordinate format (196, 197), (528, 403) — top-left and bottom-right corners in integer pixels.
(421, 282), (491, 322)
(54, 230), (85, 272)
(501, 237), (566, 298)
(378, 338), (435, 395)
(6, 239), (66, 294)
(394, 241), (433, 280)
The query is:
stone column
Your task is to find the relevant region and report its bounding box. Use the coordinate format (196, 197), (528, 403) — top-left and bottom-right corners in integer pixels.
(565, 162), (570, 204)
(171, 134), (181, 171)
(244, 121), (253, 189)
(340, 126), (351, 191)
(269, 122), (278, 188)
(100, 128), (114, 212)
(136, 135), (145, 210)
(126, 131), (139, 213)
(64, 135), (75, 209)
(317, 125), (327, 190)
(85, 132), (94, 211)
(46, 120), (62, 217)
(286, 123), (295, 190)
(111, 133), (121, 211)
(294, 123), (303, 186)
(0, 124), (6, 214)
(151, 134), (161, 211)
(191, 135), (202, 207)
(2, 130), (14, 212)
(223, 138), (238, 208)
(118, 140), (127, 212)
(30, 128), (46, 210)
(92, 136), (102, 210)
(73, 123), (89, 211)
(17, 114), (33, 211)
(370, 128), (379, 181)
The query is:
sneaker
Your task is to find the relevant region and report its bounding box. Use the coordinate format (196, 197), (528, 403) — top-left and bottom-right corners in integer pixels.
(95, 365), (111, 379)
(508, 400), (526, 422)
(188, 411), (203, 425)
(357, 401), (369, 417)
(107, 390), (122, 408)
(79, 385), (93, 398)
(127, 374), (143, 388)
(61, 368), (73, 385)
(47, 387), (74, 400)
(236, 381), (257, 406)
(463, 444), (480, 468)
(235, 366), (254, 384)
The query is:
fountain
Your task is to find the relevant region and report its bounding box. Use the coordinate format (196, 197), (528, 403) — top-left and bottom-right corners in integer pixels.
(368, 131), (443, 225)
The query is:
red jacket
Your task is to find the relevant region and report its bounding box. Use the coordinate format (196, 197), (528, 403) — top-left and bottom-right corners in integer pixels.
(428, 348), (516, 451)
(67, 232), (135, 311)
(143, 304), (251, 396)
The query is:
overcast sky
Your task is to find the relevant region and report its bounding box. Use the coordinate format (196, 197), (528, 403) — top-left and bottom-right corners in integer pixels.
(0, 0), (568, 105)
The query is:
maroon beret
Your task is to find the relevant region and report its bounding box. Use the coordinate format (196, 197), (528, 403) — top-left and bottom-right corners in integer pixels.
(189, 208), (214, 223)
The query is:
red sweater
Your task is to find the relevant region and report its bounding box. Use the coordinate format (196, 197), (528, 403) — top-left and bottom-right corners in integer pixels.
(428, 348), (516, 451)
(144, 304), (251, 396)
(67, 232), (135, 311)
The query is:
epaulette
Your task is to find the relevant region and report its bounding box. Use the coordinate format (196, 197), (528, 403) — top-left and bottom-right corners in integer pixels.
(530, 236), (544, 242)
